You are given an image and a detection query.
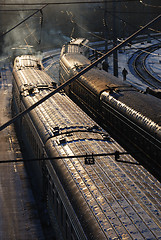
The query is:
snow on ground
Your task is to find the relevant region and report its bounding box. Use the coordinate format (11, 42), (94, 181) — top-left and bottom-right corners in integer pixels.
(146, 47), (161, 79)
(108, 39), (161, 90)
(93, 37), (161, 91)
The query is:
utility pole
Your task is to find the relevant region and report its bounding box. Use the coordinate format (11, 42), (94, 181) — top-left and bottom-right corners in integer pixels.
(104, 0), (108, 64)
(113, 0), (118, 77)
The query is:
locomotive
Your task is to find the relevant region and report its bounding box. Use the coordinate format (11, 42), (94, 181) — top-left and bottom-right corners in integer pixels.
(12, 55), (161, 239)
(59, 38), (161, 176)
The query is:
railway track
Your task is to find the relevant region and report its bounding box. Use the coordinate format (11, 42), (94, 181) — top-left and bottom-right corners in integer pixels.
(131, 44), (161, 88)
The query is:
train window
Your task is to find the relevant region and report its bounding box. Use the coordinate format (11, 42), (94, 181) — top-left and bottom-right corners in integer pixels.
(38, 148), (41, 160)
(61, 201), (64, 226)
(146, 143), (150, 152)
(65, 213), (68, 238)
(65, 215), (71, 240)
(55, 191), (58, 215)
(48, 180), (52, 196)
(71, 226), (77, 240)
(52, 188), (56, 206)
(57, 195), (60, 216)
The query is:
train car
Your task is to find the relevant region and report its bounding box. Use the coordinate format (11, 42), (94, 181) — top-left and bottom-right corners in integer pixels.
(12, 55), (161, 240)
(59, 38), (161, 178)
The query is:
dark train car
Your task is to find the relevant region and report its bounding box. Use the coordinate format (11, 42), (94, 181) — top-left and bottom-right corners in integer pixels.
(12, 55), (161, 240)
(59, 38), (161, 177)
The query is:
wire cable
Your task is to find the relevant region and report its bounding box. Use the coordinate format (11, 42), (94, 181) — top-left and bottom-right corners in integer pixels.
(0, 8), (40, 12)
(39, 9), (43, 44)
(68, 11), (161, 57)
(0, 14), (160, 132)
(0, 1), (139, 6)
(139, 0), (161, 8)
(0, 4), (47, 39)
(0, 152), (140, 165)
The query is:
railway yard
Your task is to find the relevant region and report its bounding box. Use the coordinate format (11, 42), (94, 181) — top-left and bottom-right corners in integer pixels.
(127, 42), (161, 99)
(0, 38), (161, 239)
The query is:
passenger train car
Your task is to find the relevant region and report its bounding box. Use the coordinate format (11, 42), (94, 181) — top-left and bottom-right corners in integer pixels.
(59, 38), (161, 178)
(12, 55), (161, 239)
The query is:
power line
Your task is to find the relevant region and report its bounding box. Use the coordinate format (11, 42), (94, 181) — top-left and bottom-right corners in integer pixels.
(1, 9), (159, 14)
(139, 0), (161, 8)
(97, 10), (161, 14)
(68, 10), (161, 48)
(0, 9), (39, 12)
(0, 151), (140, 165)
(0, 14), (160, 132)
(0, 1), (138, 6)
(0, 4), (47, 38)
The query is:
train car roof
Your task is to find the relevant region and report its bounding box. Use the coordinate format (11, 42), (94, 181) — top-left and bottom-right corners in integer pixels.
(61, 53), (91, 70)
(81, 68), (161, 126)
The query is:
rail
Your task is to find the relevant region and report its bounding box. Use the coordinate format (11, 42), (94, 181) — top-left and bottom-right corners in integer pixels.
(132, 44), (161, 88)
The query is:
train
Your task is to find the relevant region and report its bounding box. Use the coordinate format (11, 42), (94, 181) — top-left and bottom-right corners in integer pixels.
(59, 38), (161, 177)
(12, 55), (161, 239)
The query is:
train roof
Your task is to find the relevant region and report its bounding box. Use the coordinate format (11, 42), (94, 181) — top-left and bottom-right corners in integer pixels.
(61, 53), (91, 70)
(61, 38), (90, 57)
(13, 56), (161, 239)
(69, 38), (89, 46)
(81, 68), (161, 127)
(14, 55), (43, 70)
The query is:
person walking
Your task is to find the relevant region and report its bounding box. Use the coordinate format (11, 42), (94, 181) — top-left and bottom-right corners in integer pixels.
(102, 61), (109, 72)
(122, 68), (128, 81)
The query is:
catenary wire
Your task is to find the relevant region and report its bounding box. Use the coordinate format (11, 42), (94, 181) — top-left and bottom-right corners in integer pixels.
(139, 0), (161, 8)
(0, 14), (160, 132)
(0, 4), (47, 38)
(69, 12), (161, 57)
(0, 152), (140, 165)
(0, 1), (139, 6)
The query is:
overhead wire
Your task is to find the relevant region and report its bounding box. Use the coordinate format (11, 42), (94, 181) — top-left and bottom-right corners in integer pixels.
(24, 39), (33, 54)
(0, 8), (160, 14)
(107, 6), (161, 36)
(0, 3), (160, 59)
(117, 38), (161, 57)
(69, 11), (107, 41)
(0, 1), (139, 6)
(0, 2), (159, 60)
(68, 4), (161, 39)
(139, 0), (161, 8)
(15, 8), (43, 53)
(39, 9), (43, 44)
(0, 8), (39, 12)
(68, 10), (161, 58)
(0, 152), (139, 165)
(0, 4), (47, 39)
(0, 13), (160, 132)
(25, 25), (40, 44)
(1, 2), (160, 41)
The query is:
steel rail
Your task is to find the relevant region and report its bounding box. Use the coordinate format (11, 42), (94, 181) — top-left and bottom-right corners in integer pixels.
(143, 47), (161, 85)
(133, 44), (161, 88)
